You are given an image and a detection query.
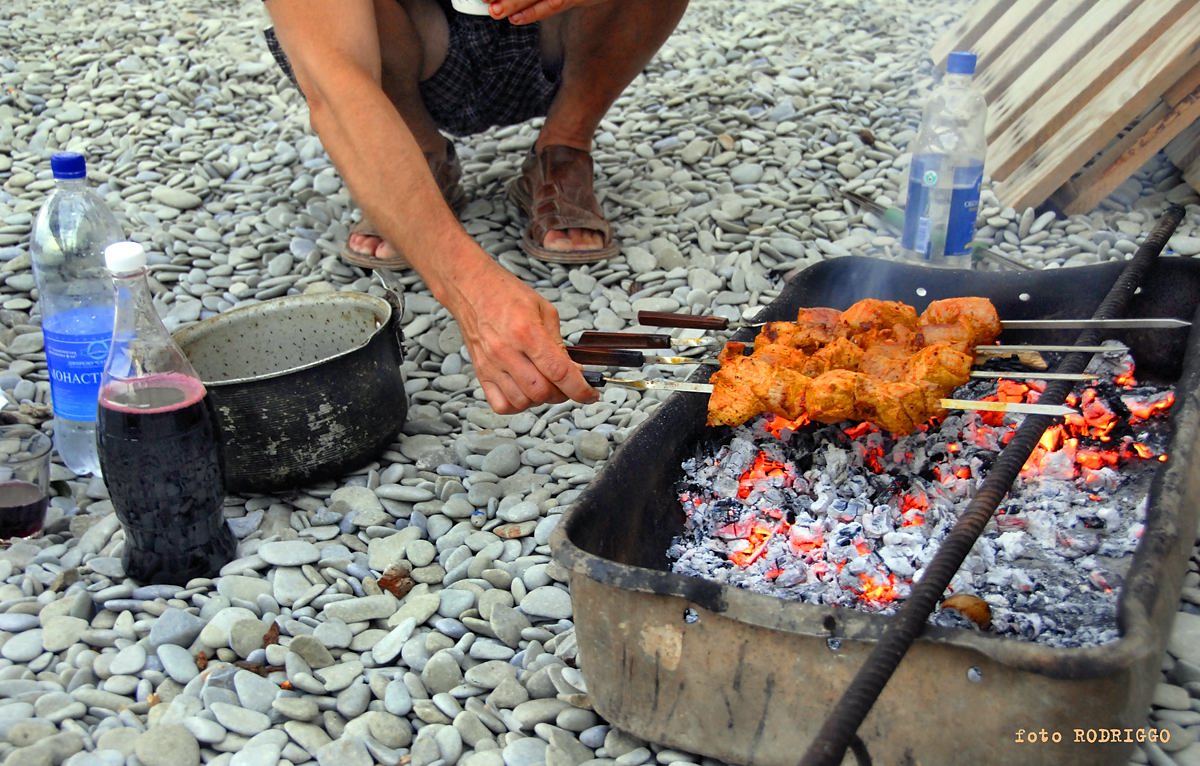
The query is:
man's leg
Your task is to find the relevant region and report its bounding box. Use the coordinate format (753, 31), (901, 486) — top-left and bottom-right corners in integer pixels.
(349, 0), (452, 261)
(533, 0), (690, 252)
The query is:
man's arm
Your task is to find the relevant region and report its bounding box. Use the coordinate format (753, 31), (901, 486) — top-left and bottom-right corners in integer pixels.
(263, 0), (598, 413)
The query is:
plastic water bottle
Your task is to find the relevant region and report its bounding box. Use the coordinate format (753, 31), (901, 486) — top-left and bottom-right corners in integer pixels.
(97, 241), (235, 584)
(901, 51), (987, 268)
(29, 152), (124, 475)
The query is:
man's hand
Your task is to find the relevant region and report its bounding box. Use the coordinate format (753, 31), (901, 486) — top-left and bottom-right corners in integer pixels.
(487, 0), (607, 25)
(444, 257), (600, 414)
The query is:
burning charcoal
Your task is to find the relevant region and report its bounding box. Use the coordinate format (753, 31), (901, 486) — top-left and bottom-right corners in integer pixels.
(830, 498), (854, 522)
(668, 358), (1175, 646)
(862, 507), (891, 538)
(774, 564), (807, 588)
(1056, 533), (1100, 558)
(880, 551), (915, 578)
(993, 531), (1025, 558)
(1088, 570), (1117, 592)
(727, 539), (751, 555)
(811, 488), (835, 515)
(833, 522), (862, 546)
(1007, 570), (1035, 594)
(761, 487), (789, 506)
(713, 475), (741, 498)
(843, 557), (870, 576)
(727, 437), (759, 470)
(711, 499), (743, 525)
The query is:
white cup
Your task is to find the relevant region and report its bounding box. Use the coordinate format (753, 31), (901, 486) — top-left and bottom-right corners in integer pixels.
(451, 0), (491, 15)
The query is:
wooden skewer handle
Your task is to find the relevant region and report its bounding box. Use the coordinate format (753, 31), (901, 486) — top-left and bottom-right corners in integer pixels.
(575, 331), (672, 349)
(566, 347), (646, 367)
(637, 311), (731, 330)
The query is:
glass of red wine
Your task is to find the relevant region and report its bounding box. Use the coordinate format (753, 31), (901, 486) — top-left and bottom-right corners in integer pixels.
(0, 425), (52, 543)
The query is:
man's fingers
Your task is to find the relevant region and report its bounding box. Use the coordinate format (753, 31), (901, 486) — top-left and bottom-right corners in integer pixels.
(527, 341), (599, 404)
(480, 375), (531, 415)
(495, 0), (567, 24)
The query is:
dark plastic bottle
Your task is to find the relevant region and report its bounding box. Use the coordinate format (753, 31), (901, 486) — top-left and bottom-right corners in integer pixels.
(97, 241), (235, 584)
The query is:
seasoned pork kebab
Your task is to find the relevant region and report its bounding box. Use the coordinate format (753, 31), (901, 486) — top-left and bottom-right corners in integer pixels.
(707, 297), (1004, 433)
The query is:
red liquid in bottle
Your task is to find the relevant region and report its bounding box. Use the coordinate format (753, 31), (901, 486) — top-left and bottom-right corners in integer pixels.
(0, 481), (47, 539)
(97, 372), (235, 584)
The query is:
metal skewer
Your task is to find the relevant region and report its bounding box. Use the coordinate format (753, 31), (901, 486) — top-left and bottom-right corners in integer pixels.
(566, 346), (1098, 381)
(636, 310), (1189, 332)
(575, 331), (1130, 357)
(580, 371), (1078, 417)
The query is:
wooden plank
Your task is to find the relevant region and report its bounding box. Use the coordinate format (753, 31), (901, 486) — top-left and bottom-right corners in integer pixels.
(974, 1), (1089, 105)
(930, 0), (1009, 65)
(993, 3), (1200, 211)
(1164, 119), (1200, 170)
(1164, 62), (1200, 106)
(1051, 76), (1200, 214)
(969, 0), (1057, 72)
(1184, 156), (1200, 193)
(985, 0), (1152, 149)
(988, 0), (1194, 181)
(1051, 57), (1200, 213)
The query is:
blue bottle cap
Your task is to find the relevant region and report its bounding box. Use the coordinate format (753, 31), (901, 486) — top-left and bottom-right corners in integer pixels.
(50, 152), (87, 180)
(947, 51), (977, 75)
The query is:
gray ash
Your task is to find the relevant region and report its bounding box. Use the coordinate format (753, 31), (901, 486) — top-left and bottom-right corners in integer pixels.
(667, 353), (1175, 647)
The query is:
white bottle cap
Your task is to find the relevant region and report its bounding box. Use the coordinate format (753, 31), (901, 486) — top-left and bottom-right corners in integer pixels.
(450, 0), (491, 15)
(104, 241), (147, 274)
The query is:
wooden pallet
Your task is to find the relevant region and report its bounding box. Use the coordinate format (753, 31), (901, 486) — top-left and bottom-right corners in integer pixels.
(933, 0), (1200, 214)
(1165, 118), (1200, 192)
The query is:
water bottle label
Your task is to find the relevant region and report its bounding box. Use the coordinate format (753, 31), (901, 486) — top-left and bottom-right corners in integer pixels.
(44, 313), (113, 421)
(944, 163), (983, 257)
(901, 155), (940, 257)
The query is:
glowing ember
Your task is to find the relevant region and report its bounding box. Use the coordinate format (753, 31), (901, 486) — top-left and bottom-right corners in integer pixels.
(1125, 391), (1176, 423)
(737, 451), (792, 499)
(1014, 378), (1170, 478)
(728, 522), (780, 567)
(899, 492), (928, 527)
(857, 572), (900, 605)
(1114, 361), (1137, 388)
(763, 413), (810, 438)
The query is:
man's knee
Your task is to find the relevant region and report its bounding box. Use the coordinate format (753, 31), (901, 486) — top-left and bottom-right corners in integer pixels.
(383, 0), (450, 81)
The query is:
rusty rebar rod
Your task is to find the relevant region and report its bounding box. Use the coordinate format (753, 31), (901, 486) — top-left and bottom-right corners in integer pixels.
(799, 203), (1186, 766)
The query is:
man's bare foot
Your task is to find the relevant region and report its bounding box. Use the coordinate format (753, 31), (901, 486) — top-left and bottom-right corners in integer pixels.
(346, 230), (401, 262)
(339, 141), (465, 270)
(509, 145), (617, 264)
(542, 226), (604, 252)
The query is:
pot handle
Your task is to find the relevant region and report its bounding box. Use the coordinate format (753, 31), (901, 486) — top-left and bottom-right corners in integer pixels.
(375, 268), (407, 357)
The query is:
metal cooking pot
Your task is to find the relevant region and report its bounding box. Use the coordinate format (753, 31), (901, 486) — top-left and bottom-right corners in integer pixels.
(173, 291), (408, 494)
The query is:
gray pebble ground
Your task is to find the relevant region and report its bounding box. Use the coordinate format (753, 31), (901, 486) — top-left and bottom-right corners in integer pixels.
(3, 1), (1200, 765)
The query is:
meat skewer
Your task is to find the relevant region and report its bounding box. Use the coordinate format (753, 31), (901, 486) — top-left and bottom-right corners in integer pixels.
(708, 298), (1077, 432)
(701, 299), (994, 430)
(579, 297), (1129, 433)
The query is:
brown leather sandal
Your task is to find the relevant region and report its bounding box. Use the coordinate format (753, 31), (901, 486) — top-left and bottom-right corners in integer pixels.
(341, 140), (466, 271)
(508, 145), (618, 264)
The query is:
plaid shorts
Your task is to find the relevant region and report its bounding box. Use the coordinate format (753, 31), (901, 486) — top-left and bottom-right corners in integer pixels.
(264, 1), (561, 137)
